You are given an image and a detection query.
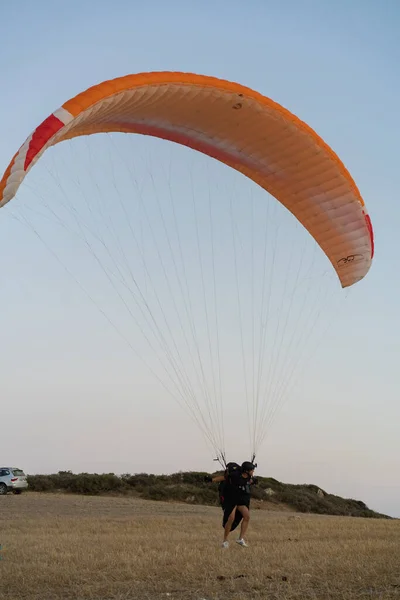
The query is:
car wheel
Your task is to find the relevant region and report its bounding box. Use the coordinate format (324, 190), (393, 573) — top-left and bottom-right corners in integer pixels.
(12, 489), (22, 495)
(0, 483), (7, 495)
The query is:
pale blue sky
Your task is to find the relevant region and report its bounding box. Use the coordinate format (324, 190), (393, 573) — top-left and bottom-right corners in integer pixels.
(0, 0), (399, 518)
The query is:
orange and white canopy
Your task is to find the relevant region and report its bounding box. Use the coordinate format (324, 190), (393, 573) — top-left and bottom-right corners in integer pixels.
(0, 71), (373, 287)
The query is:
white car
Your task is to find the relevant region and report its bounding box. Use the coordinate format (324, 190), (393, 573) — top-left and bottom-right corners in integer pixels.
(0, 467), (28, 494)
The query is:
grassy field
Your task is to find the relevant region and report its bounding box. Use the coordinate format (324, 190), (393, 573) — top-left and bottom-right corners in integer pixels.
(0, 493), (399, 600)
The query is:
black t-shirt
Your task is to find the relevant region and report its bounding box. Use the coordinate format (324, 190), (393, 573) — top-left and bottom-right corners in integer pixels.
(224, 470), (251, 501)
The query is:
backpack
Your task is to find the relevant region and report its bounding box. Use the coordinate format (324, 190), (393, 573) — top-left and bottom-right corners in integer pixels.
(218, 462), (241, 507)
(225, 462), (241, 481)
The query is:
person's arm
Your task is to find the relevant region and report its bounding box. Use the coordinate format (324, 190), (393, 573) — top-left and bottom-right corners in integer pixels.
(204, 474), (225, 483)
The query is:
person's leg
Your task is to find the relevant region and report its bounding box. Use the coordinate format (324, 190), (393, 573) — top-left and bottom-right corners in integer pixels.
(236, 505), (250, 541)
(230, 508), (243, 532)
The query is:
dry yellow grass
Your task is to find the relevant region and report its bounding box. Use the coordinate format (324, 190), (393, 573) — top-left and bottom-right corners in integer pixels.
(0, 492), (399, 599)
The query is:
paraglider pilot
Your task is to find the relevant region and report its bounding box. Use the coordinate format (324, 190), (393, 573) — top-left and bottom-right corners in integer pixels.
(205, 461), (257, 548)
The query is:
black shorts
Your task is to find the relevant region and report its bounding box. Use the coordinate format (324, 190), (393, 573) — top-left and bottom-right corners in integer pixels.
(221, 493), (250, 531)
(236, 493), (250, 508)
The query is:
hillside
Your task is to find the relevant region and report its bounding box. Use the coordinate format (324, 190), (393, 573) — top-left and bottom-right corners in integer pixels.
(25, 470), (391, 519)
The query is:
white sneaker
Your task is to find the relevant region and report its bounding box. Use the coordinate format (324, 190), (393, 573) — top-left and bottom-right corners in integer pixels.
(221, 541), (229, 549)
(236, 538), (248, 547)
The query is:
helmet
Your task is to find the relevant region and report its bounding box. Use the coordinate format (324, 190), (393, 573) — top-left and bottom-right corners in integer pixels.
(241, 461), (256, 473)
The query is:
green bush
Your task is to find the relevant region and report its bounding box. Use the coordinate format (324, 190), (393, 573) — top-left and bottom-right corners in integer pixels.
(27, 471), (128, 495)
(26, 475), (56, 492)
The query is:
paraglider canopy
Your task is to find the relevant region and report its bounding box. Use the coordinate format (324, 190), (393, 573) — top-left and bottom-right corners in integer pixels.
(0, 71), (373, 288)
